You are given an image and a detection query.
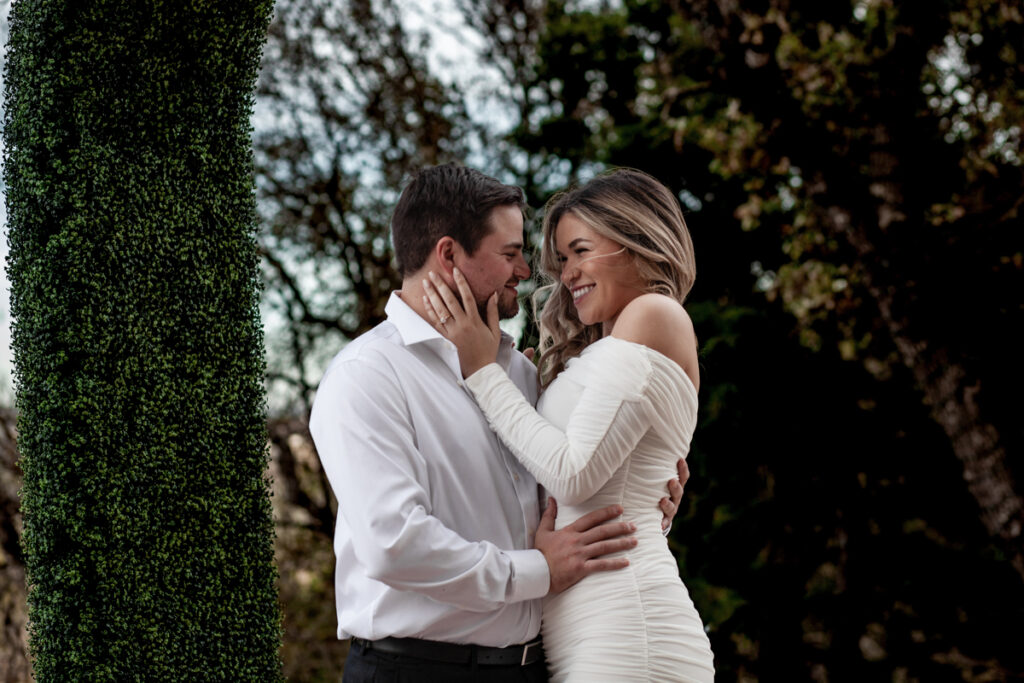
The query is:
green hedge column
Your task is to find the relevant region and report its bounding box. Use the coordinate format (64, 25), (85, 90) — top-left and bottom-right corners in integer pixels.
(3, 1), (282, 679)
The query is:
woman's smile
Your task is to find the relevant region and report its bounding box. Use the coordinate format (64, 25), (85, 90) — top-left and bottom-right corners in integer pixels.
(571, 284), (594, 303)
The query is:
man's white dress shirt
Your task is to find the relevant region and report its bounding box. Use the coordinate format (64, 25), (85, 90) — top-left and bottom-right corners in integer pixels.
(309, 292), (550, 647)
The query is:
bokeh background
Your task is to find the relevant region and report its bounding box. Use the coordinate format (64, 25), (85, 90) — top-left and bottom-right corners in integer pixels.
(2, 0), (1023, 680)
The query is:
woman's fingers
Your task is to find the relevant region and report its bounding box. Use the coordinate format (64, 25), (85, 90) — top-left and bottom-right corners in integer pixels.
(422, 278), (452, 328)
(427, 271), (468, 321)
(451, 267), (483, 323)
(422, 295), (443, 324)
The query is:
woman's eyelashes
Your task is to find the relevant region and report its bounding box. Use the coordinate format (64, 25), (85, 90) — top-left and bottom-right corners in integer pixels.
(557, 248), (589, 265)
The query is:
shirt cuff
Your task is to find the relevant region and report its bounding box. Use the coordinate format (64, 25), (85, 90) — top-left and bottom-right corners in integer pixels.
(506, 549), (551, 602)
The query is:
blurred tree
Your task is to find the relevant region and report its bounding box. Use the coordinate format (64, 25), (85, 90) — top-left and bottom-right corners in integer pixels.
(506, 0), (1024, 678)
(453, 0), (566, 206)
(255, 0), (477, 416)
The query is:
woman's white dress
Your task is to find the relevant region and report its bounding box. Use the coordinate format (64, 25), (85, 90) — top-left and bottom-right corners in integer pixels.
(464, 336), (715, 682)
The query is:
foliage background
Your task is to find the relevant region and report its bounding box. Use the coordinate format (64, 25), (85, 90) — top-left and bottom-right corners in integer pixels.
(3, 0), (1023, 680)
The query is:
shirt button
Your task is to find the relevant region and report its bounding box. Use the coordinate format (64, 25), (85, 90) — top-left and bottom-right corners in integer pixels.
(513, 474), (520, 482)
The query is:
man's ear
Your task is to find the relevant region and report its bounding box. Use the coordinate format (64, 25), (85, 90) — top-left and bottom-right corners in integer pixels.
(434, 236), (458, 277)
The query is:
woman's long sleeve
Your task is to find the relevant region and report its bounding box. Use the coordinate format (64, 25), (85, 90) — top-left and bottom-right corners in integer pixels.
(464, 342), (655, 505)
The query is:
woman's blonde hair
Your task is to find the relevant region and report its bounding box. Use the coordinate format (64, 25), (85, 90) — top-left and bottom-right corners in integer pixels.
(534, 168), (696, 386)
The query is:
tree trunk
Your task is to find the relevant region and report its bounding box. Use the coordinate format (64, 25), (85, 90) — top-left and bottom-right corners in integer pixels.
(0, 409), (30, 683)
(828, 191), (1024, 582)
(880, 295), (1024, 580)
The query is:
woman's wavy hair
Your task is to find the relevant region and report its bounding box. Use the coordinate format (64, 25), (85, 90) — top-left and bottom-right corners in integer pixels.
(534, 168), (696, 386)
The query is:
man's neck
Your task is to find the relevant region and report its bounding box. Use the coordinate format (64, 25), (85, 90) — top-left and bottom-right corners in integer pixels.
(397, 272), (435, 324)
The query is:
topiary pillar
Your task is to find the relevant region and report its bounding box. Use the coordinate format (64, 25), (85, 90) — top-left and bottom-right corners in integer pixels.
(3, 1), (282, 679)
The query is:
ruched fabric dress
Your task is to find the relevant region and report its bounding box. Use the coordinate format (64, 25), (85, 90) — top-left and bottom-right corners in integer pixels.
(464, 336), (715, 682)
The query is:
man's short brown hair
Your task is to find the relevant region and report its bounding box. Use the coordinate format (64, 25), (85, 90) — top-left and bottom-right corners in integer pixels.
(390, 164), (525, 277)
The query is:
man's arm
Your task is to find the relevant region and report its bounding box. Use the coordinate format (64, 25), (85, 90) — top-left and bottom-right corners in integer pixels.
(311, 358), (549, 611)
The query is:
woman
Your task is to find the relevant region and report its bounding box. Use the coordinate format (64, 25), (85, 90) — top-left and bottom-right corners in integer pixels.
(423, 168), (715, 682)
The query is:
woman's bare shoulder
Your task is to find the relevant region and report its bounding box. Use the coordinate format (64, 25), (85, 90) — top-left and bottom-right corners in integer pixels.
(610, 294), (698, 388)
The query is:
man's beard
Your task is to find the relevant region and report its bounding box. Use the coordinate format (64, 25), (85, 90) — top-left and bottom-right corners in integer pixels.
(464, 287), (519, 320)
(496, 288), (521, 320)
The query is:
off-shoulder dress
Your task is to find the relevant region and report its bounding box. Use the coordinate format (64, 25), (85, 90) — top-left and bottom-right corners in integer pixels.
(464, 336), (715, 682)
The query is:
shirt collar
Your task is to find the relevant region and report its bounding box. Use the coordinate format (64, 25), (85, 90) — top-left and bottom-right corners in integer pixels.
(386, 291), (444, 347)
(385, 291), (517, 363)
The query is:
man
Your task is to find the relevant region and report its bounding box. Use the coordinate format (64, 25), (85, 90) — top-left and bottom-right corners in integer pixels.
(310, 164), (687, 682)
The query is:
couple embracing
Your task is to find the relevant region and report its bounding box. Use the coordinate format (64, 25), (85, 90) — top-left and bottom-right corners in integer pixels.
(311, 164), (715, 682)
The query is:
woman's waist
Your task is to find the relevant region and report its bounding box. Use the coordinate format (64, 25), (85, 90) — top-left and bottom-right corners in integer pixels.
(554, 500), (667, 533)
(548, 471), (676, 523)
(555, 515), (672, 561)
(542, 553), (691, 610)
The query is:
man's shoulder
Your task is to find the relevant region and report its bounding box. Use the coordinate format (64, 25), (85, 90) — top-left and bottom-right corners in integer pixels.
(311, 322), (411, 426)
(507, 347), (535, 373)
(340, 320), (402, 357)
(320, 321), (405, 382)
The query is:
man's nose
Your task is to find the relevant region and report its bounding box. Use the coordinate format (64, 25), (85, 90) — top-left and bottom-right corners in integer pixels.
(514, 255), (531, 280)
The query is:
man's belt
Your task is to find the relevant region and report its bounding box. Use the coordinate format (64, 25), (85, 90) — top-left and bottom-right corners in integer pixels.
(351, 636), (544, 666)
